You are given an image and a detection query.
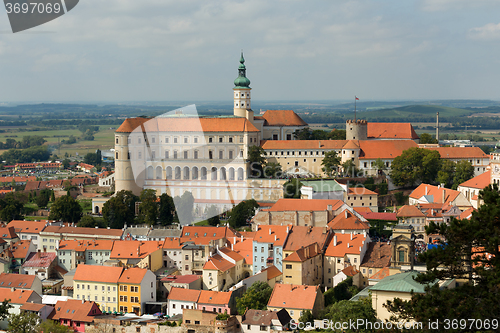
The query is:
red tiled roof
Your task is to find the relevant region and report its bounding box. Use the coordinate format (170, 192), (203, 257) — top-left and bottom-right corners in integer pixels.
(370, 267), (391, 280)
(254, 225), (290, 246)
(0, 226), (18, 239)
(426, 147), (488, 159)
(267, 284), (320, 310)
(460, 207), (475, 220)
(283, 243), (320, 262)
(73, 264), (124, 284)
(119, 117), (260, 133)
(162, 237), (182, 249)
(197, 290), (232, 305)
(343, 140), (360, 149)
(324, 233), (367, 257)
(261, 110), (307, 127)
(361, 242), (391, 268)
(110, 240), (162, 259)
(358, 140), (419, 160)
(20, 302), (46, 311)
(52, 299), (102, 323)
(0, 288), (36, 304)
(396, 205), (426, 218)
(118, 267), (148, 285)
(231, 238), (253, 264)
(8, 240), (32, 259)
(160, 275), (201, 284)
(459, 170), (491, 189)
(328, 210), (370, 230)
(348, 187), (378, 195)
(359, 212), (397, 221)
(7, 220), (46, 234)
(0, 273), (36, 289)
(341, 265), (359, 277)
(409, 184), (461, 205)
(167, 287), (200, 302)
(58, 239), (114, 252)
(116, 117), (150, 133)
(180, 226), (239, 245)
(22, 251), (56, 268)
(0, 176), (36, 183)
(42, 225), (123, 237)
(367, 123), (419, 140)
(261, 265), (282, 280)
(203, 254), (235, 272)
(219, 247), (244, 262)
(267, 199), (344, 212)
(283, 226), (330, 252)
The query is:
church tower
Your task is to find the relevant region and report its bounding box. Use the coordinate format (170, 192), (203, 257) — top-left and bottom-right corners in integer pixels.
(233, 52), (254, 123)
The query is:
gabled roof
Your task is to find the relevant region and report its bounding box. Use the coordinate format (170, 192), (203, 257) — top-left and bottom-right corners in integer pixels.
(348, 187), (378, 196)
(41, 225), (123, 237)
(0, 273), (36, 289)
(283, 243), (320, 262)
(0, 288), (37, 304)
(52, 299), (102, 323)
(167, 287), (200, 303)
(341, 265), (359, 277)
(267, 284), (320, 310)
(0, 226), (18, 239)
(409, 184), (461, 205)
(267, 199), (344, 212)
(370, 271), (432, 293)
(162, 237), (182, 249)
(118, 267), (149, 285)
(261, 110), (307, 127)
(370, 267), (390, 280)
(253, 225), (290, 246)
(73, 264), (124, 284)
(427, 147), (488, 159)
(358, 140), (419, 160)
(116, 117), (150, 133)
(459, 170), (491, 189)
(7, 220), (46, 234)
(230, 238), (253, 264)
(110, 240), (162, 259)
(328, 210), (370, 230)
(358, 212), (397, 221)
(396, 205), (426, 218)
(180, 226), (239, 245)
(324, 233), (367, 257)
(343, 140), (360, 149)
(119, 117), (260, 133)
(242, 309), (291, 327)
(197, 290), (232, 305)
(203, 254), (235, 272)
(460, 207), (475, 220)
(283, 226), (330, 252)
(58, 239), (114, 252)
(8, 240), (32, 259)
(261, 140), (347, 150)
(22, 251), (56, 268)
(219, 247), (244, 262)
(261, 265), (282, 280)
(361, 242), (391, 268)
(367, 123), (419, 140)
(160, 275), (201, 284)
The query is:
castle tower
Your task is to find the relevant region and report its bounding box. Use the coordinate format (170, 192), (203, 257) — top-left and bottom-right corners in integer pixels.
(233, 52), (253, 123)
(346, 119), (368, 140)
(490, 147), (500, 186)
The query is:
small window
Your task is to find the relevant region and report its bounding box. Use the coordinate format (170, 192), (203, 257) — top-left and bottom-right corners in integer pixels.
(219, 137), (223, 143)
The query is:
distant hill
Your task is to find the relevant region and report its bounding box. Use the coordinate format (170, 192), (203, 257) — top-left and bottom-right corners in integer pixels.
(358, 105), (472, 120)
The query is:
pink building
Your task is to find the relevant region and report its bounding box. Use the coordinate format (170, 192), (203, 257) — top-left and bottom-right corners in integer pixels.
(52, 299), (102, 332)
(196, 290), (233, 314)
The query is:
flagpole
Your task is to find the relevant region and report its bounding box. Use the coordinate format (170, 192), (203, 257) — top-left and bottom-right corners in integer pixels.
(354, 96), (357, 122)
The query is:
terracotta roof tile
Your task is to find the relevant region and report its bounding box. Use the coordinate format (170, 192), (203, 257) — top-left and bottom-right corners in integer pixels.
(22, 251), (56, 268)
(324, 233), (367, 257)
(197, 290), (232, 305)
(0, 226), (18, 239)
(427, 147), (488, 159)
(110, 240), (162, 259)
(328, 210), (370, 230)
(341, 265), (359, 277)
(230, 238), (253, 264)
(360, 242), (391, 268)
(116, 117), (150, 133)
(8, 240), (32, 259)
(367, 123), (419, 140)
(73, 264), (124, 284)
(58, 239), (114, 252)
(409, 184), (461, 205)
(283, 226), (330, 252)
(261, 265), (282, 280)
(0, 273), (36, 289)
(261, 140), (347, 150)
(261, 110), (307, 126)
(160, 275), (201, 284)
(460, 207), (475, 220)
(254, 225), (290, 246)
(0, 288), (36, 304)
(283, 243), (320, 262)
(267, 198), (344, 212)
(167, 287), (200, 302)
(52, 299), (101, 323)
(348, 187), (378, 195)
(219, 247), (244, 262)
(162, 237), (182, 249)
(459, 170), (491, 189)
(396, 205), (426, 218)
(343, 140), (360, 149)
(358, 140), (419, 160)
(7, 220), (46, 234)
(180, 226), (239, 245)
(118, 267), (148, 284)
(267, 284), (320, 310)
(359, 212), (397, 221)
(370, 267), (391, 280)
(203, 254), (235, 272)
(41, 225), (123, 237)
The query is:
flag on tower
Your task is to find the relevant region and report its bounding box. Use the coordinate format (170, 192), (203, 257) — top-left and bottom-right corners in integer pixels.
(355, 96), (359, 100)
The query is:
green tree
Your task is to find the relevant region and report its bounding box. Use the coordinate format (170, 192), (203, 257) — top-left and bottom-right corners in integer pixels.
(319, 298), (377, 333)
(7, 312), (39, 333)
(158, 193), (175, 226)
(328, 129), (347, 140)
(390, 147), (441, 186)
(283, 178), (302, 198)
(0, 194), (24, 222)
(248, 145), (267, 178)
(48, 195), (82, 223)
(437, 159), (456, 188)
(207, 205), (220, 226)
(62, 159), (70, 169)
(174, 191), (195, 225)
(236, 281), (273, 315)
(263, 162), (282, 178)
(419, 133), (438, 144)
(321, 151), (341, 177)
(452, 160), (474, 190)
(37, 319), (72, 333)
(102, 190), (139, 229)
(374, 158), (387, 174)
(324, 277), (354, 307)
(77, 215), (102, 228)
(35, 194), (49, 208)
(50, 191), (55, 202)
(385, 184), (500, 331)
(341, 159), (358, 177)
(228, 199), (259, 228)
(0, 299), (12, 321)
(298, 309), (314, 323)
(137, 189), (158, 225)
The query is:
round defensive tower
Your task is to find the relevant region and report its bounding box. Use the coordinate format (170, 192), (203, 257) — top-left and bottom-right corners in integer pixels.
(346, 119), (368, 140)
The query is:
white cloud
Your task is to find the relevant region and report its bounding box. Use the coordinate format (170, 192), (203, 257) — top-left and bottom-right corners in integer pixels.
(468, 23), (500, 40)
(420, 0), (498, 12)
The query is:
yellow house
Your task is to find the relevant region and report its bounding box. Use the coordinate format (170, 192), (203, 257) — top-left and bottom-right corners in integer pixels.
(202, 247), (244, 291)
(73, 264), (124, 313)
(283, 243), (323, 286)
(110, 240), (163, 272)
(118, 267), (156, 315)
(267, 284), (324, 322)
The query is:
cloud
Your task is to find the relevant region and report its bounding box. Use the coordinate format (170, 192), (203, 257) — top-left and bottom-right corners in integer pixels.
(419, 0), (498, 12)
(468, 23), (500, 40)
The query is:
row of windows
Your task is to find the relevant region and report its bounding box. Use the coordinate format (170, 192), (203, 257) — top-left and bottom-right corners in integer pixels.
(77, 294), (116, 302)
(76, 284), (116, 292)
(234, 92), (250, 97)
(119, 136), (246, 145)
(124, 149), (243, 160)
(119, 285), (139, 292)
(119, 295), (140, 303)
(267, 150), (326, 157)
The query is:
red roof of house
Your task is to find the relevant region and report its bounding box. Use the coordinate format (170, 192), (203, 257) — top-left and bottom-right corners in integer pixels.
(396, 205), (426, 218)
(358, 140), (419, 160)
(110, 240), (162, 259)
(460, 207), (475, 220)
(203, 254), (235, 272)
(261, 140), (347, 150)
(459, 170), (491, 189)
(0, 226), (18, 239)
(0, 273), (36, 289)
(160, 275), (201, 284)
(341, 265), (359, 277)
(118, 117), (260, 133)
(261, 265), (282, 280)
(197, 290), (232, 305)
(367, 123), (419, 140)
(180, 226), (239, 245)
(118, 267), (148, 284)
(58, 239), (114, 252)
(73, 264), (124, 284)
(167, 287), (200, 302)
(0, 176), (36, 183)
(267, 284), (320, 310)
(0, 288), (36, 304)
(426, 147), (488, 159)
(254, 225), (290, 246)
(52, 299), (102, 323)
(348, 187), (378, 196)
(328, 210), (370, 230)
(370, 267), (391, 280)
(267, 198), (344, 212)
(8, 240), (32, 259)
(230, 238), (253, 264)
(7, 220), (46, 234)
(358, 212), (397, 221)
(219, 247), (244, 262)
(324, 233), (367, 257)
(283, 226), (330, 252)
(162, 237), (182, 249)
(22, 251), (56, 268)
(283, 243), (320, 262)
(261, 110), (307, 127)
(409, 184), (461, 205)
(361, 242), (392, 268)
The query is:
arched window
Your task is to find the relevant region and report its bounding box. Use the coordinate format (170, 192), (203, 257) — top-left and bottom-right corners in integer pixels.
(147, 166), (153, 179)
(237, 167), (244, 180)
(201, 167), (207, 180)
(220, 167), (227, 181)
(166, 167), (172, 180)
(156, 166), (162, 179)
(175, 167), (181, 180)
(192, 167), (199, 180)
(183, 167), (190, 180)
(228, 167), (235, 181)
(211, 167), (217, 181)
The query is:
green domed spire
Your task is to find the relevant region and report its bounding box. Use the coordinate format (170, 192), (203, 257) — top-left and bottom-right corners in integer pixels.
(234, 52), (251, 88)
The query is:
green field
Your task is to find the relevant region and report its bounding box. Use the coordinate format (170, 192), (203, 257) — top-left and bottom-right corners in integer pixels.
(357, 105), (474, 120)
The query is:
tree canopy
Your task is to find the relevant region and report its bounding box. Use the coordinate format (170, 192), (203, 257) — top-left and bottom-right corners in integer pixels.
(385, 184), (500, 331)
(137, 189), (158, 225)
(283, 178), (302, 198)
(207, 205), (220, 226)
(102, 190), (139, 229)
(7, 312), (39, 333)
(158, 193), (175, 226)
(236, 281), (273, 315)
(48, 195), (82, 223)
(321, 151), (341, 177)
(419, 133), (438, 144)
(248, 145), (267, 178)
(228, 199), (258, 228)
(390, 147), (441, 186)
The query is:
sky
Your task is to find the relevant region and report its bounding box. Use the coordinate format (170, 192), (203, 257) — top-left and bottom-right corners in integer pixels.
(1, 0), (500, 102)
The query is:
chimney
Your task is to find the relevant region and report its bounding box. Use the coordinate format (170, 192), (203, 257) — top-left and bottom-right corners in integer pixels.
(43, 247), (46, 253)
(274, 235), (277, 241)
(442, 189), (445, 204)
(345, 210), (348, 218)
(269, 228), (272, 235)
(333, 235), (337, 246)
(240, 235), (243, 241)
(341, 230), (345, 234)
(327, 205), (332, 211)
(350, 233), (353, 241)
(425, 186), (428, 196)
(38, 249), (41, 254)
(347, 243), (350, 248)
(82, 300), (84, 304)
(286, 226), (289, 233)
